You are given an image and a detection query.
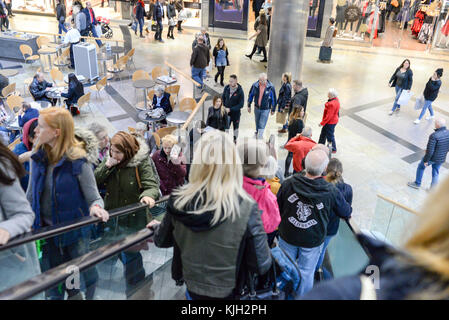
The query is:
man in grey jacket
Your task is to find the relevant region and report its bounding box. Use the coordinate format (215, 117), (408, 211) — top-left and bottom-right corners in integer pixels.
(74, 5), (88, 40)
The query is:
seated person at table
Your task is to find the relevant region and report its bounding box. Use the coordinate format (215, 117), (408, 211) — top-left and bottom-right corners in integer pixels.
(0, 103), (17, 144)
(62, 73), (84, 116)
(29, 73), (56, 106)
(18, 102), (39, 128)
(151, 85), (172, 114)
(13, 118), (38, 191)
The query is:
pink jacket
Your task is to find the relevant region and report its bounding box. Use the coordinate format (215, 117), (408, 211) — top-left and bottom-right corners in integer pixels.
(243, 176), (281, 234)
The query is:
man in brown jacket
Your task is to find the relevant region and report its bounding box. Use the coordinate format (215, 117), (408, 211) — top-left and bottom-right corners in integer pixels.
(190, 36), (210, 90)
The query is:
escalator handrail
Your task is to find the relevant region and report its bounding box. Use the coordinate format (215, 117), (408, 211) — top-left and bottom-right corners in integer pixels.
(0, 196), (169, 252)
(0, 228), (155, 300)
(344, 217), (374, 260)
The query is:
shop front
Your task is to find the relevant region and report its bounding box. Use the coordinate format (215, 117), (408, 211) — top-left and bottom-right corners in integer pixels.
(208, 0), (249, 30)
(12, 0), (56, 16)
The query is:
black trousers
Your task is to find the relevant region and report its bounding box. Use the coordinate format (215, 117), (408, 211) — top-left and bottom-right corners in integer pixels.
(1, 16), (9, 30)
(177, 20), (183, 30)
(155, 19), (163, 40)
(249, 43), (267, 60)
(6, 3), (12, 16)
(318, 124), (337, 152)
(214, 66), (225, 85)
(69, 41), (79, 68)
(284, 151), (293, 176)
(167, 25), (175, 38)
(229, 113), (240, 142)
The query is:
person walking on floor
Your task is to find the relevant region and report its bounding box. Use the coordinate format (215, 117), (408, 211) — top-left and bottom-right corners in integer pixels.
(408, 118), (449, 190)
(153, 0), (165, 42)
(318, 88), (340, 154)
(246, 12), (268, 62)
(135, 0), (146, 38)
(83, 2), (103, 47)
(175, 0), (185, 32)
(166, 0), (177, 39)
(190, 36), (210, 91)
(280, 80), (308, 133)
(222, 74), (245, 143)
(4, 0), (12, 17)
(276, 72), (292, 134)
(213, 38), (229, 87)
(74, 4), (88, 40)
(389, 59), (413, 115)
(414, 68), (443, 124)
(247, 73), (277, 139)
(0, 0), (9, 31)
(56, 0), (67, 37)
(318, 18), (336, 63)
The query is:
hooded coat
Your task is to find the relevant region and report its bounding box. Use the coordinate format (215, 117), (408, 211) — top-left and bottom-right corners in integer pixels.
(284, 135), (316, 173)
(13, 118), (38, 190)
(95, 137), (160, 231)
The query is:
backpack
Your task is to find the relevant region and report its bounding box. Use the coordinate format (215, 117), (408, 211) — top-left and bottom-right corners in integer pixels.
(271, 244), (301, 299)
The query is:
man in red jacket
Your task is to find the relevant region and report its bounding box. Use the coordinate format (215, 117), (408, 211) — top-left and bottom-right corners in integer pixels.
(319, 88), (340, 153)
(284, 127), (316, 173)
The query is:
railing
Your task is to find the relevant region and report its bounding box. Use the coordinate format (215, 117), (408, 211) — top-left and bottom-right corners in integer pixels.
(182, 93), (209, 130)
(165, 61), (201, 88)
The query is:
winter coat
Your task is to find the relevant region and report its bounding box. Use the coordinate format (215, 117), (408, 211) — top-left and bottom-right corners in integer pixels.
(152, 149), (186, 196)
(18, 108), (39, 128)
(95, 137), (160, 231)
(29, 78), (53, 101)
(61, 82), (84, 106)
(166, 3), (177, 19)
(322, 25), (336, 47)
(255, 24), (268, 47)
(206, 107), (229, 131)
(13, 118), (38, 191)
(153, 1), (164, 21)
(248, 80), (277, 111)
(243, 176), (281, 234)
(389, 67), (413, 90)
(284, 135), (316, 173)
(56, 3), (66, 23)
(222, 84), (245, 119)
(423, 126), (449, 164)
(136, 1), (146, 20)
(423, 78), (442, 102)
(152, 92), (172, 114)
(190, 43), (210, 69)
(287, 118), (304, 142)
(277, 175), (352, 248)
(277, 82), (292, 111)
(326, 181), (353, 236)
(320, 97), (340, 126)
(83, 7), (98, 27)
(153, 194), (272, 298)
(292, 88), (309, 112)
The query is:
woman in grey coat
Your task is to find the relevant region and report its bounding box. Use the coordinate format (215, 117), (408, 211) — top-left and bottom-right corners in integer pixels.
(0, 141), (41, 293)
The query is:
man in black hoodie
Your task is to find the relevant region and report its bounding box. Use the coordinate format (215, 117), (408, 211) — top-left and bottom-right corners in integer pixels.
(280, 80), (308, 133)
(277, 149), (352, 297)
(222, 74), (245, 143)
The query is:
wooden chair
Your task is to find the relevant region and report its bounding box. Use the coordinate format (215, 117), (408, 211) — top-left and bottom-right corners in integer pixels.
(147, 89), (155, 102)
(19, 45), (40, 65)
(1, 83), (16, 99)
(23, 68), (41, 97)
(126, 48), (136, 71)
(107, 55), (129, 86)
(50, 68), (65, 87)
(36, 36), (58, 49)
(8, 137), (22, 151)
(132, 70), (151, 99)
(152, 132), (161, 148)
(128, 127), (136, 134)
(156, 126), (177, 139)
(179, 97), (197, 112)
(151, 66), (168, 81)
(74, 92), (93, 115)
(169, 95), (176, 110)
(89, 76), (108, 103)
(54, 47), (70, 69)
(6, 95), (24, 115)
(165, 85), (180, 104)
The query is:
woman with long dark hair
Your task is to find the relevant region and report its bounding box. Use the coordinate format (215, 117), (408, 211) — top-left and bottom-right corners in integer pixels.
(206, 96), (229, 131)
(61, 73), (84, 116)
(213, 38), (229, 87)
(389, 59), (413, 115)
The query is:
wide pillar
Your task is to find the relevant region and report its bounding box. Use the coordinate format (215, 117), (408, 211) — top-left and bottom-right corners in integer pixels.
(267, 0), (309, 83)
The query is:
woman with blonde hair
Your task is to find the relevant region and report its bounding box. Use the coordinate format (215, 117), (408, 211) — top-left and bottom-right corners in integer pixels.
(303, 175), (449, 300)
(148, 131), (272, 300)
(206, 95), (229, 131)
(27, 107), (109, 300)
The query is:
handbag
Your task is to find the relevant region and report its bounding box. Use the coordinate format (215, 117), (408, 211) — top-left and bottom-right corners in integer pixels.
(414, 95), (425, 110)
(397, 90), (413, 106)
(94, 24), (103, 37)
(276, 110), (287, 124)
(151, 20), (157, 31)
(333, 28), (338, 37)
(131, 21), (137, 32)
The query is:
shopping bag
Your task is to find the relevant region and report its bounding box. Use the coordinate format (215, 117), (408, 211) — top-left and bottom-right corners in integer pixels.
(94, 24), (103, 37)
(151, 21), (157, 31)
(397, 90), (413, 106)
(131, 21), (137, 32)
(414, 95), (425, 110)
(276, 110), (287, 124)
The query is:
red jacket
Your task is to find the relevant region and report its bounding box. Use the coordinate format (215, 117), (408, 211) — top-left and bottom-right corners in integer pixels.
(152, 150), (186, 196)
(320, 97), (340, 126)
(284, 135), (316, 172)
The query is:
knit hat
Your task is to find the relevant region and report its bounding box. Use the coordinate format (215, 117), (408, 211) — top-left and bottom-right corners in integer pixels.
(436, 68), (443, 78)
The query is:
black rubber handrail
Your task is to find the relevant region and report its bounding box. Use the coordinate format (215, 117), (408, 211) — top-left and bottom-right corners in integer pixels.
(0, 196), (169, 252)
(0, 228), (155, 300)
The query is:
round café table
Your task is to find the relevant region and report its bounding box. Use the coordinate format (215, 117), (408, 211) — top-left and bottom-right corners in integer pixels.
(166, 110), (190, 132)
(133, 79), (155, 111)
(138, 110), (167, 132)
(46, 88), (65, 107)
(97, 51), (115, 80)
(0, 69), (19, 77)
(38, 47), (58, 72)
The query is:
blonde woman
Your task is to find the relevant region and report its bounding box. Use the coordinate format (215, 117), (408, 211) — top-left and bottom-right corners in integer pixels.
(26, 107), (109, 300)
(303, 176), (449, 300)
(206, 95), (229, 131)
(148, 130), (272, 300)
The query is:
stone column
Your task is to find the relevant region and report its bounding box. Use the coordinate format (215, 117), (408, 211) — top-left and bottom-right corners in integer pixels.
(267, 0), (310, 83)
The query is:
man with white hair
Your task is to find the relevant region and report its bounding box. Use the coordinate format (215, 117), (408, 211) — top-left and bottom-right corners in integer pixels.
(151, 85), (172, 114)
(318, 88), (340, 153)
(408, 118), (449, 189)
(83, 1), (102, 47)
(247, 73), (277, 139)
(277, 149), (352, 297)
(63, 22), (81, 69)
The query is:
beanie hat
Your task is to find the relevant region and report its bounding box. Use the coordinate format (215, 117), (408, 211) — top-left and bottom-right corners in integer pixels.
(436, 68), (443, 78)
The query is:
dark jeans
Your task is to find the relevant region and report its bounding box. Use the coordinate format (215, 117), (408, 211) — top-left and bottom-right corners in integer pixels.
(318, 124), (337, 152)
(41, 239), (98, 300)
(1, 16), (9, 30)
(248, 43), (267, 60)
(69, 41), (79, 68)
(214, 66), (225, 85)
(167, 25), (175, 38)
(138, 17), (144, 35)
(118, 251), (146, 297)
(284, 151), (293, 176)
(177, 20), (183, 30)
(58, 21), (68, 36)
(229, 114), (240, 142)
(155, 19), (163, 40)
(415, 159), (442, 188)
(80, 29), (88, 42)
(6, 3), (12, 16)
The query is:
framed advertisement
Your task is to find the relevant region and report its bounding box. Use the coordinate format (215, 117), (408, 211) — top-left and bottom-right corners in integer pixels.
(209, 0), (249, 31)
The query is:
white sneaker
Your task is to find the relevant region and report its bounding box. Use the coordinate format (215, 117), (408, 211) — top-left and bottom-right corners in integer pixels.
(414, 119), (420, 124)
(388, 111), (394, 115)
(425, 115), (434, 120)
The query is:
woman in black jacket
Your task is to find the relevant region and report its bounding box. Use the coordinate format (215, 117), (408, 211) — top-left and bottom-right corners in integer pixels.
(277, 72), (292, 133)
(206, 96), (229, 131)
(389, 59), (413, 115)
(414, 68), (443, 124)
(167, 0), (177, 39)
(62, 73), (84, 116)
(147, 130), (272, 300)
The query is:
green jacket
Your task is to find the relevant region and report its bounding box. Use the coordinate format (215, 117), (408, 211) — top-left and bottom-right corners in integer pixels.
(95, 137), (160, 231)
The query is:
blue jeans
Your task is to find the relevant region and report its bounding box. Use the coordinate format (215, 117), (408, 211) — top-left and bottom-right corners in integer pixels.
(279, 237), (323, 297)
(415, 159), (442, 188)
(191, 67), (206, 88)
(318, 123), (337, 152)
(0, 126), (17, 144)
(418, 99), (434, 120)
(315, 235), (333, 280)
(138, 18), (144, 35)
(90, 24), (103, 47)
(254, 108), (270, 139)
(392, 86), (403, 112)
(58, 21), (67, 37)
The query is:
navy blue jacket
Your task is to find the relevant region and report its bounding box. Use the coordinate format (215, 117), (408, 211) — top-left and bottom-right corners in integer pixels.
(13, 142), (30, 191)
(83, 7), (98, 27)
(327, 181), (353, 236)
(423, 78), (441, 102)
(277, 82), (292, 111)
(61, 83), (84, 106)
(222, 84), (244, 119)
(423, 126), (449, 164)
(136, 2), (146, 20)
(152, 92), (172, 114)
(153, 1), (164, 21)
(18, 108), (39, 128)
(389, 67), (413, 90)
(30, 149), (91, 246)
(30, 78), (53, 101)
(248, 80), (277, 111)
